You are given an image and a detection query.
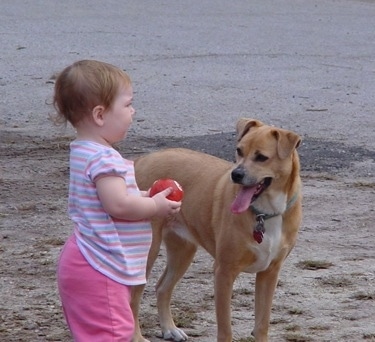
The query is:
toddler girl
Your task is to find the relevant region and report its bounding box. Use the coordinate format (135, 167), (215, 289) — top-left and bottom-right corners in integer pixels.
(53, 60), (181, 341)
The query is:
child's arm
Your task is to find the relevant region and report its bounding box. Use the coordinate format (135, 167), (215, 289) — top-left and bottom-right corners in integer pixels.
(95, 175), (181, 221)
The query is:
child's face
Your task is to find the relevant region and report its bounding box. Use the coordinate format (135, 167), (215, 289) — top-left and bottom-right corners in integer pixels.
(103, 86), (135, 144)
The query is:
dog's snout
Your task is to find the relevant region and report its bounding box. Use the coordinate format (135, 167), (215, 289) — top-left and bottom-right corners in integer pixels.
(231, 167), (245, 183)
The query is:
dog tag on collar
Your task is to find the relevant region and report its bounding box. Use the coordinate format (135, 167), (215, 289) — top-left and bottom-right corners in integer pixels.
(254, 214), (265, 244)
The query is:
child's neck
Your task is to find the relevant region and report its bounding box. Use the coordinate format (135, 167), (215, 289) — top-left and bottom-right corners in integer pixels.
(74, 119), (112, 147)
(75, 131), (112, 147)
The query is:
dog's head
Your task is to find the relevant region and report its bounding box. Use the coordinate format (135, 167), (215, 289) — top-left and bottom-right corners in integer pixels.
(230, 118), (301, 214)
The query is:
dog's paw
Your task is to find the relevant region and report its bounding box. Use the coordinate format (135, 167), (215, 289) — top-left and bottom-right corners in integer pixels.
(159, 327), (188, 341)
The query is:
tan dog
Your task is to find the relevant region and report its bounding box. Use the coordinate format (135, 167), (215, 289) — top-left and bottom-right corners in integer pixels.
(131, 118), (302, 342)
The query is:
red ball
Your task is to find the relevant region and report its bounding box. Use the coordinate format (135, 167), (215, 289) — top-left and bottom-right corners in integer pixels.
(149, 179), (184, 202)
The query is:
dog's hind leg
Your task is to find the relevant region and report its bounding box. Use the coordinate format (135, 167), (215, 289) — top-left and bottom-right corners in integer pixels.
(131, 284), (148, 342)
(156, 229), (197, 341)
(131, 220), (164, 342)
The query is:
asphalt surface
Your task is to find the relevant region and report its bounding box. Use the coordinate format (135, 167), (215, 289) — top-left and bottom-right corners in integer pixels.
(1, 0), (374, 150)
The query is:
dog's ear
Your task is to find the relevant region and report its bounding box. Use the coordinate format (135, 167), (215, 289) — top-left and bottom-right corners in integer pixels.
(236, 118), (263, 142)
(273, 129), (301, 159)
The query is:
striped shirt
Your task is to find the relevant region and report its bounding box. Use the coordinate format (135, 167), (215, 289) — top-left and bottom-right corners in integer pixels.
(68, 140), (152, 285)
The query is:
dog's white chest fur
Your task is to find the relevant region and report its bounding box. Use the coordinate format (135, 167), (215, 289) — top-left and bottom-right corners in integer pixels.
(244, 215), (283, 273)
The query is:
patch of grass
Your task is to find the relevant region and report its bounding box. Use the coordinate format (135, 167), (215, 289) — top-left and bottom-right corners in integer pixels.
(233, 335), (255, 342)
(139, 313), (158, 330)
(173, 307), (197, 328)
(296, 260), (334, 270)
(270, 317), (290, 325)
(34, 237), (66, 247)
(16, 202), (37, 211)
(285, 324), (301, 331)
(288, 308), (304, 315)
(318, 276), (353, 288)
(301, 173), (337, 181)
(351, 291), (375, 300)
(233, 287), (254, 296)
(308, 325), (331, 331)
(351, 181), (375, 189)
(284, 333), (313, 342)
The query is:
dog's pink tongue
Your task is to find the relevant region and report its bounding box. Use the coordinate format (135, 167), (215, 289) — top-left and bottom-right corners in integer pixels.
(231, 186), (257, 214)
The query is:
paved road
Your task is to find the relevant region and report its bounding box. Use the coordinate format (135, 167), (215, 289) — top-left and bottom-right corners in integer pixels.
(1, 0), (374, 151)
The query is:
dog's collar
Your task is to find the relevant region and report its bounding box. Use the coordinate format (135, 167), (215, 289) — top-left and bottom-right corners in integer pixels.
(250, 191), (299, 244)
(250, 191), (299, 220)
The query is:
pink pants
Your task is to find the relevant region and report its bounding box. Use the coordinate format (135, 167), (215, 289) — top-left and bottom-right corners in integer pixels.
(57, 235), (134, 341)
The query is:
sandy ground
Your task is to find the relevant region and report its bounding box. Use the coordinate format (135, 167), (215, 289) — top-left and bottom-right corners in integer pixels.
(1, 0), (375, 341)
(1, 129), (374, 342)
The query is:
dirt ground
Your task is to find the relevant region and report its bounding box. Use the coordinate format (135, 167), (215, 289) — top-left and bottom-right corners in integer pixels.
(0, 128), (374, 342)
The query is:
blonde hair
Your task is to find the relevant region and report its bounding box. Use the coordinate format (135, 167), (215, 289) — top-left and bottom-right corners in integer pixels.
(53, 60), (132, 126)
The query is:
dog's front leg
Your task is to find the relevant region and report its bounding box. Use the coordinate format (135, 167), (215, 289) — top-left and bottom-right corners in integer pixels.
(252, 262), (283, 342)
(214, 263), (240, 342)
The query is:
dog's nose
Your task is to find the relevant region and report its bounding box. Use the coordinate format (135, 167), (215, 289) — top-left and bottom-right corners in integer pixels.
(231, 167), (245, 183)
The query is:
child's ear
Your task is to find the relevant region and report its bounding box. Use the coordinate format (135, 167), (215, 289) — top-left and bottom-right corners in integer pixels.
(92, 105), (105, 126)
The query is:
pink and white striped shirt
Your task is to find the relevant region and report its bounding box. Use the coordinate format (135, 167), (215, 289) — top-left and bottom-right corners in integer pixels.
(68, 141), (152, 285)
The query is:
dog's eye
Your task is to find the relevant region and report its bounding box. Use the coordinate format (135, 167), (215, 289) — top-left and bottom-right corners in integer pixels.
(236, 148), (243, 158)
(255, 153), (268, 162)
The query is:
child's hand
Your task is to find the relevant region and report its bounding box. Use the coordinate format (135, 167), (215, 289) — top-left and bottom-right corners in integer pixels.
(140, 190), (150, 197)
(151, 187), (181, 217)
